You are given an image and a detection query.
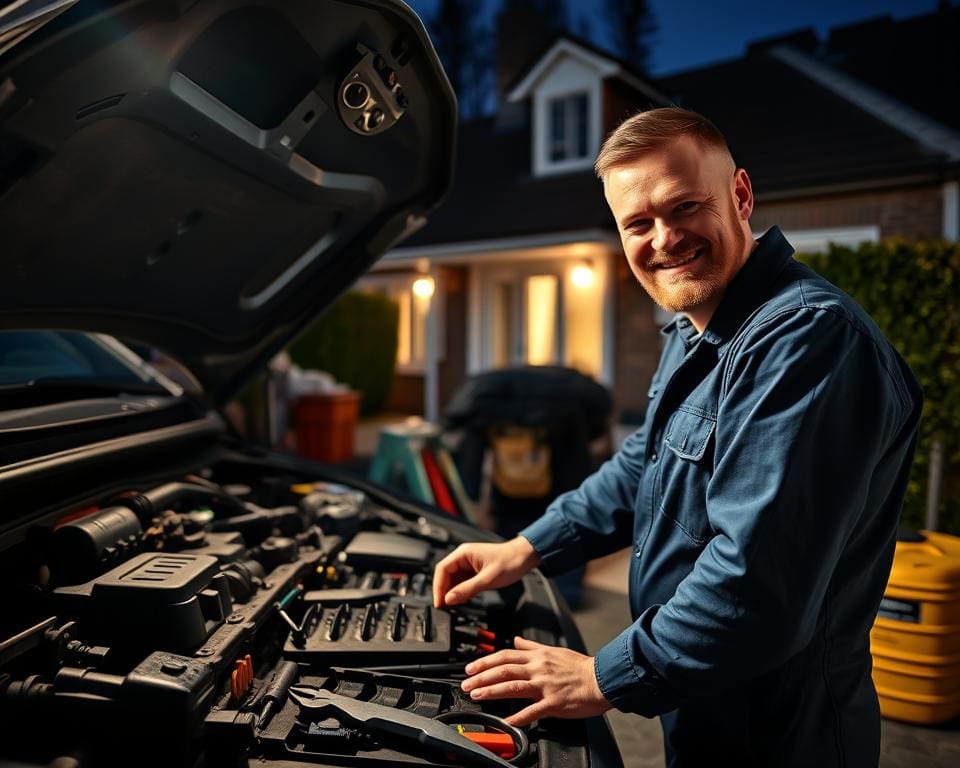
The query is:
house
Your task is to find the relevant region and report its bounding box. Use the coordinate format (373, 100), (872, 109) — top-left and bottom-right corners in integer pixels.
(357, 4), (960, 427)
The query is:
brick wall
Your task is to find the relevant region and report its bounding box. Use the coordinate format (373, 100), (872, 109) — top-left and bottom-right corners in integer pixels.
(385, 373), (424, 414)
(752, 184), (944, 239)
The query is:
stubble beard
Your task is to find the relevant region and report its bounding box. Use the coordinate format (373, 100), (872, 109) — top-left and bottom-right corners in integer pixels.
(639, 254), (725, 313)
(638, 223), (747, 315)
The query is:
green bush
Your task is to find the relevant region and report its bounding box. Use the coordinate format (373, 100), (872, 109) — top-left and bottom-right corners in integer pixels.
(287, 290), (399, 415)
(800, 240), (960, 533)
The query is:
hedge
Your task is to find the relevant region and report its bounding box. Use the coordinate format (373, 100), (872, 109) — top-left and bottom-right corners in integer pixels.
(800, 240), (960, 533)
(287, 290), (399, 415)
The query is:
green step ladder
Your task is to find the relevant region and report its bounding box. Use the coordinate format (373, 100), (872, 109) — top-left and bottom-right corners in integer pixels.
(367, 418), (441, 504)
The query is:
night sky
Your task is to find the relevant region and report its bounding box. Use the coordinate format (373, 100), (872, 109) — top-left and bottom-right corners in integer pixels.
(405, 0), (941, 76)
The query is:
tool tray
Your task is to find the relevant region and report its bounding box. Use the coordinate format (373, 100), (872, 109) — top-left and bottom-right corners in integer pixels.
(254, 668), (518, 764)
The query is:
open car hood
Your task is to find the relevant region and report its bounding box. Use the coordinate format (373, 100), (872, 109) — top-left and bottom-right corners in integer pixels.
(0, 0), (455, 404)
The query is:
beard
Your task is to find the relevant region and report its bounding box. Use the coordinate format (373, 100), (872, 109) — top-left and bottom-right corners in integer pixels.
(636, 225), (747, 315)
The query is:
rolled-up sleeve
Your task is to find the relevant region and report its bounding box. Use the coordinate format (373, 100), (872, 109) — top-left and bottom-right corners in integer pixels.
(520, 424), (646, 576)
(592, 308), (918, 715)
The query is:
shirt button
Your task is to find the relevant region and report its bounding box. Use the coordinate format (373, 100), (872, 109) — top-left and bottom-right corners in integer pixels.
(649, 451), (658, 463)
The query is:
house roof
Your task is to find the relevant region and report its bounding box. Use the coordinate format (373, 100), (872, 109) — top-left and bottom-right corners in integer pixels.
(401, 116), (612, 248)
(660, 47), (956, 196)
(506, 33), (668, 105)
(402, 16), (959, 251)
(824, 6), (960, 134)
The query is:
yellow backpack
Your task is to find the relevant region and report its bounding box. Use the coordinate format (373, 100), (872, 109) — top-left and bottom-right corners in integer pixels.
(490, 426), (552, 498)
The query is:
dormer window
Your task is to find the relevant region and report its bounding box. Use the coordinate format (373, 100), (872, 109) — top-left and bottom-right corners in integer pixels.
(549, 92), (589, 162)
(507, 38), (667, 178)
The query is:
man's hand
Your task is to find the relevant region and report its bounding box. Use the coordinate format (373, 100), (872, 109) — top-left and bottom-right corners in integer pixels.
(432, 537), (541, 608)
(460, 636), (612, 726)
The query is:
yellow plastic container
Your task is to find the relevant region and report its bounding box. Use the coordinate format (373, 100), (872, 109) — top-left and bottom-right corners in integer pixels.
(875, 684), (960, 725)
(872, 649), (960, 697)
(871, 530), (960, 723)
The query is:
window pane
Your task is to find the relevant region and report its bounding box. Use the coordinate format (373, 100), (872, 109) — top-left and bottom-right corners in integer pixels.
(550, 98), (566, 161)
(525, 275), (558, 365)
(492, 281), (515, 368)
(573, 93), (588, 157)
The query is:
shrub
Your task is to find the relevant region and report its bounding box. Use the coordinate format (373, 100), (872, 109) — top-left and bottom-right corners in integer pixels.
(800, 240), (960, 533)
(287, 290), (399, 415)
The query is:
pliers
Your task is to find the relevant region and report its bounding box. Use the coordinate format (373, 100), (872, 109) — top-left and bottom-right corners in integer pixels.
(287, 685), (516, 768)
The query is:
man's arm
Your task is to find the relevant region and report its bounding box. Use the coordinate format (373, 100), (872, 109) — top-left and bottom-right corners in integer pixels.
(520, 425), (647, 576)
(433, 423), (646, 607)
(592, 308), (919, 715)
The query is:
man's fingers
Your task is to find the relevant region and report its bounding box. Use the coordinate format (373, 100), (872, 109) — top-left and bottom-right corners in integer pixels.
(432, 548), (466, 607)
(444, 564), (501, 606)
(511, 636), (543, 650)
(505, 701), (548, 727)
(460, 664), (529, 693)
(433, 547), (476, 607)
(464, 649), (528, 675)
(466, 679), (538, 701)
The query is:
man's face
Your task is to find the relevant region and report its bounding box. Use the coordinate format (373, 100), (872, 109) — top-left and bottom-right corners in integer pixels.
(603, 135), (755, 330)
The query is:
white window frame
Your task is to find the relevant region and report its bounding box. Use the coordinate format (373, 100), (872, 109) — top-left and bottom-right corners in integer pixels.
(547, 92), (590, 165)
(477, 264), (566, 371)
(531, 60), (602, 176)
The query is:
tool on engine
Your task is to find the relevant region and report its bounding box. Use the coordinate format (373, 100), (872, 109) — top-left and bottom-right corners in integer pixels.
(255, 660), (299, 730)
(286, 685), (515, 768)
(273, 585), (315, 647)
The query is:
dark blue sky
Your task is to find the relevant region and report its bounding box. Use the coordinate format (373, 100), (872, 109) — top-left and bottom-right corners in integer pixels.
(405, 0), (941, 76)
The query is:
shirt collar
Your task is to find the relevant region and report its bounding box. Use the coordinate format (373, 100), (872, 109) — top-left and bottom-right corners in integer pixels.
(658, 226), (795, 347)
(660, 313), (701, 349)
(701, 226), (794, 346)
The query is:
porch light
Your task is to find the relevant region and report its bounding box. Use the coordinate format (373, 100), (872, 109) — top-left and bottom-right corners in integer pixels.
(570, 263), (594, 289)
(412, 275), (435, 299)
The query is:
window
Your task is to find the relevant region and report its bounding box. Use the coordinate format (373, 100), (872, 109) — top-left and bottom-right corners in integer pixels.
(548, 93), (589, 163)
(525, 274), (559, 364)
(480, 259), (605, 379)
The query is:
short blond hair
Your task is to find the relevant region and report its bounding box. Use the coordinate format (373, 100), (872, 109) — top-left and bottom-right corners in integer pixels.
(595, 106), (731, 180)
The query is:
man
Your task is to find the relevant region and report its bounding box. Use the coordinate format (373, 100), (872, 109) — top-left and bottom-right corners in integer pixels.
(433, 107), (923, 766)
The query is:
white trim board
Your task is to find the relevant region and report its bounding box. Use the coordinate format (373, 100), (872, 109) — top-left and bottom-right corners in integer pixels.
(376, 228), (622, 267)
(759, 225), (880, 254)
(506, 38), (665, 105)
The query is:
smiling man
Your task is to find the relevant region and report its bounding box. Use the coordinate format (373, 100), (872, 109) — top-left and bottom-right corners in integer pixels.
(433, 107), (923, 766)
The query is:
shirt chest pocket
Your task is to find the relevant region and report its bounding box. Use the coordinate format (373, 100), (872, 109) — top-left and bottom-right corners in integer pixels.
(654, 408), (717, 545)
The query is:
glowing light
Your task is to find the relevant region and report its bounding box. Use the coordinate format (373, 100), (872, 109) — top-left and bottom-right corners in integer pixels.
(412, 276), (435, 299)
(571, 264), (594, 288)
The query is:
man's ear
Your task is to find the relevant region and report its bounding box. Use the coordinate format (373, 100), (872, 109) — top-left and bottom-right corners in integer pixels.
(733, 168), (754, 220)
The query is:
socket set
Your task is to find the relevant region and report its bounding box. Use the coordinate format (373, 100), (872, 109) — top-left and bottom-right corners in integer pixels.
(283, 592), (452, 664)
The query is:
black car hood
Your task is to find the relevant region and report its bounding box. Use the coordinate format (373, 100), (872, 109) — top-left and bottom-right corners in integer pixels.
(0, 0), (455, 405)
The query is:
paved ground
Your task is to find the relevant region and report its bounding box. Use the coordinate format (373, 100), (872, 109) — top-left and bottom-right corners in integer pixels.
(571, 578), (960, 768)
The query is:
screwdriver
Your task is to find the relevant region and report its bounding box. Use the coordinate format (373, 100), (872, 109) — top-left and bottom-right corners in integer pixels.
(256, 660), (299, 730)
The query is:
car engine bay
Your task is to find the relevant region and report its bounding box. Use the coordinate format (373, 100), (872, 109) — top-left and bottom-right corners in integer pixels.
(0, 456), (612, 768)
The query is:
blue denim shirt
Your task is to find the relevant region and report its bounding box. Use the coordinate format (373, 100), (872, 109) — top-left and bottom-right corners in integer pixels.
(521, 227), (922, 766)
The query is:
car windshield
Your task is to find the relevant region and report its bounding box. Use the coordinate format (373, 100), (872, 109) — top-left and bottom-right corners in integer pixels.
(0, 330), (180, 394)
